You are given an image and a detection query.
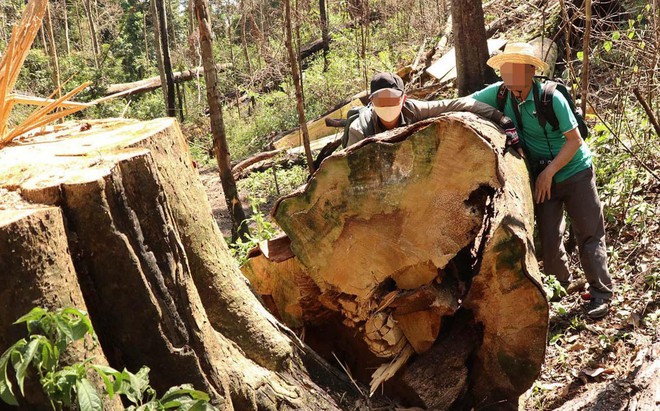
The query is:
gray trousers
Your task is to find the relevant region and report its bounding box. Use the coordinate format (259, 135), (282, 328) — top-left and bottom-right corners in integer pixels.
(536, 166), (613, 300)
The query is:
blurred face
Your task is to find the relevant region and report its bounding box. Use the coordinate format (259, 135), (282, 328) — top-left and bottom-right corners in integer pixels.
(370, 88), (405, 124)
(500, 63), (536, 99)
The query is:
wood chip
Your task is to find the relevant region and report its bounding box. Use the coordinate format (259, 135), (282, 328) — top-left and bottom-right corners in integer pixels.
(369, 344), (415, 396)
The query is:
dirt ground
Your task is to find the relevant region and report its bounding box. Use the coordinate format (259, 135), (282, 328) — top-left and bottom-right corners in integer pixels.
(198, 164), (659, 410)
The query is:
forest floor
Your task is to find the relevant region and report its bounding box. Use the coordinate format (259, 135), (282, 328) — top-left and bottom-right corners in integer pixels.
(198, 161), (659, 410)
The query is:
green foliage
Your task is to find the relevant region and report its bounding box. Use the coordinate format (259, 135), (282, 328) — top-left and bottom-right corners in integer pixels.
(231, 165), (306, 263)
(541, 273), (566, 301)
(231, 196), (279, 265)
(117, 0), (150, 82)
(224, 90), (299, 161)
(0, 307), (217, 411)
(238, 164), (307, 201)
(15, 49), (52, 96)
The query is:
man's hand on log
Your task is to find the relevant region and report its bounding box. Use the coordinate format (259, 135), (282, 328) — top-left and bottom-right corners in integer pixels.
(534, 168), (555, 203)
(500, 117), (525, 158)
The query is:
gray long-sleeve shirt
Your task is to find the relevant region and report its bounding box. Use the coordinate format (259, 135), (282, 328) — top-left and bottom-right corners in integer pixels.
(347, 97), (504, 146)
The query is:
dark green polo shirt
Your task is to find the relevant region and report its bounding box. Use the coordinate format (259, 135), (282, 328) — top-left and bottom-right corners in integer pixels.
(471, 81), (592, 182)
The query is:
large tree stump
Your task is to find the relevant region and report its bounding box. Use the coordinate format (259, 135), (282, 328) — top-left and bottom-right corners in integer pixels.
(0, 118), (363, 410)
(243, 113), (549, 409)
(0, 204), (123, 410)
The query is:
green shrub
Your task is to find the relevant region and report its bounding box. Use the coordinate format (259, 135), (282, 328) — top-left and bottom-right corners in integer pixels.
(0, 307), (217, 411)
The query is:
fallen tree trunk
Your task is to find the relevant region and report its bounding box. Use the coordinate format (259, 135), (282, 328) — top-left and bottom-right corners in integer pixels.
(102, 64), (232, 97)
(234, 151), (307, 180)
(298, 11), (382, 62)
(243, 113), (549, 409)
(0, 118), (369, 409)
(273, 93), (366, 150)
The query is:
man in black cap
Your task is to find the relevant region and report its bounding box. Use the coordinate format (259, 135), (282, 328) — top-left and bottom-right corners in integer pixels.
(347, 72), (516, 147)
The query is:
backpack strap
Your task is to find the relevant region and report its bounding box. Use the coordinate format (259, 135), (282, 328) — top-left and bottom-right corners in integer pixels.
(340, 107), (365, 148)
(540, 81), (560, 131)
(531, 81), (555, 158)
(497, 83), (527, 132)
(496, 83), (508, 112)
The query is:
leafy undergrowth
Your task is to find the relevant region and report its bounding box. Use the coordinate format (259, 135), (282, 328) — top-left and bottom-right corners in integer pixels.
(522, 75), (659, 411)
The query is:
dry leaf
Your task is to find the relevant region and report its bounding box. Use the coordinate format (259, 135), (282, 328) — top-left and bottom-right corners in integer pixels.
(568, 342), (586, 352)
(628, 312), (640, 328)
(538, 382), (564, 390)
(581, 367), (614, 377)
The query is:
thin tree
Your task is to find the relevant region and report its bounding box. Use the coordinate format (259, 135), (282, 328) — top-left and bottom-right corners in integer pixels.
(284, 0), (315, 174)
(44, 3), (62, 97)
(83, 0), (100, 68)
(152, 0), (176, 117)
(451, 0), (497, 96)
(193, 0), (249, 241)
(319, 0), (330, 71)
(73, 0), (86, 53)
(580, 0), (592, 116)
(62, 0), (71, 55)
(143, 10), (149, 63)
(240, 0), (253, 78)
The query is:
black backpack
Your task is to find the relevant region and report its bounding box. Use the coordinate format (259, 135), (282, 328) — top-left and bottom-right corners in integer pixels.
(314, 106), (369, 169)
(496, 77), (589, 139)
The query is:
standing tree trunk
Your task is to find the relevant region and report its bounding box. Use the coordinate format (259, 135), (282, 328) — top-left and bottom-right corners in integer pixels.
(62, 0), (71, 55)
(0, 116), (370, 410)
(39, 25), (47, 55)
(83, 0), (100, 68)
(143, 10), (150, 64)
(0, 12), (7, 47)
(580, 0), (592, 116)
(451, 0), (497, 96)
(176, 83), (185, 123)
(44, 3), (61, 97)
(319, 0), (330, 71)
(73, 0), (86, 53)
(152, 0), (177, 117)
(284, 0), (315, 174)
(240, 0), (253, 78)
(194, 0), (249, 241)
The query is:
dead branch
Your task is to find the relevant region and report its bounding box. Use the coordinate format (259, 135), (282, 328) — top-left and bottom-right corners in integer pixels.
(632, 88), (660, 136)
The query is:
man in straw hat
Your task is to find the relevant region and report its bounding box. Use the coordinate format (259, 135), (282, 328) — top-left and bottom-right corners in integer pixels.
(470, 42), (613, 319)
(346, 72), (516, 146)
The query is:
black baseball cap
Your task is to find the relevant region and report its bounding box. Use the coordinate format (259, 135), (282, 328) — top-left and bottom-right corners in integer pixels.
(370, 72), (404, 97)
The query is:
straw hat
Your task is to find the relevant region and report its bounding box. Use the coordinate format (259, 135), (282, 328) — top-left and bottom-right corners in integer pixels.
(487, 42), (549, 73)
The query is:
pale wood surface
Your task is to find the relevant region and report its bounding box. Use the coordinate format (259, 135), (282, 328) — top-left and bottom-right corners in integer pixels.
(244, 113), (549, 405)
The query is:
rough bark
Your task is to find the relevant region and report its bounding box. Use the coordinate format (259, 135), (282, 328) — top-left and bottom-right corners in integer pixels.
(451, 0), (497, 96)
(194, 0), (249, 241)
(0, 117), (367, 410)
(244, 113), (549, 408)
(0, 204), (123, 411)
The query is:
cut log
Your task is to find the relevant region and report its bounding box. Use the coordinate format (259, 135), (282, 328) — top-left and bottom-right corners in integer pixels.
(102, 64), (232, 98)
(273, 94), (366, 150)
(0, 118), (368, 410)
(243, 112), (549, 408)
(426, 38), (508, 81)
